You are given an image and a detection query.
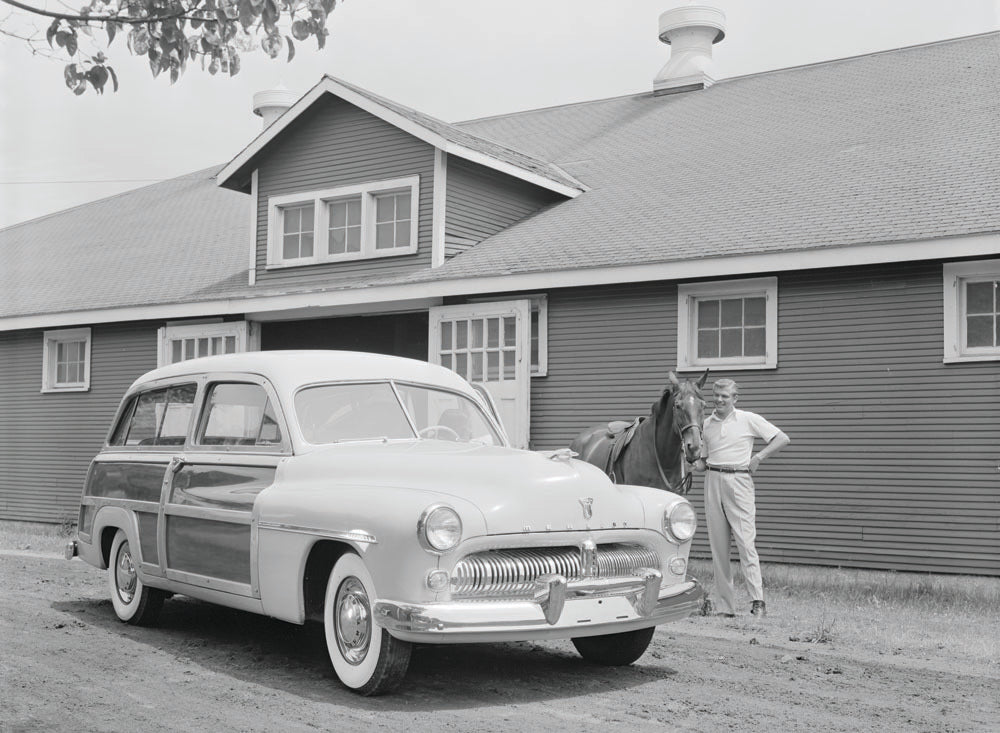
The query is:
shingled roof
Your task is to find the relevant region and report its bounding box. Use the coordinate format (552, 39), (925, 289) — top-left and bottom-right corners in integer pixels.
(2, 33), (997, 324)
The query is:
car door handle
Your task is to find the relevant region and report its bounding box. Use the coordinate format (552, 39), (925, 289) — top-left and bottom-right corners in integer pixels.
(168, 456), (187, 474)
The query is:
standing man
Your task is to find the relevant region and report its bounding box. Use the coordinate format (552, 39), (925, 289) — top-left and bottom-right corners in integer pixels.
(693, 378), (790, 617)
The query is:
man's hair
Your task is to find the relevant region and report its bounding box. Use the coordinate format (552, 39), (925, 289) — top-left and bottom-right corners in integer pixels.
(713, 378), (739, 396)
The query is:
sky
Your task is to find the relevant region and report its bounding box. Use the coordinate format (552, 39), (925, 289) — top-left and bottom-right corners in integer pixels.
(1, 0), (997, 230)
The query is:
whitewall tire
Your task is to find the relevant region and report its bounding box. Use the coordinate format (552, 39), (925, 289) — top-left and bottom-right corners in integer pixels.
(324, 553), (411, 696)
(107, 530), (164, 625)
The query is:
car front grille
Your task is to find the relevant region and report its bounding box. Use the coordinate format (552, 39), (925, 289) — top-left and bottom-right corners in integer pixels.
(451, 543), (660, 599)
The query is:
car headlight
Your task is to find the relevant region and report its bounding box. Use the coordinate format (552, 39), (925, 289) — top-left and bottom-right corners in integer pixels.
(664, 502), (696, 543)
(418, 504), (463, 552)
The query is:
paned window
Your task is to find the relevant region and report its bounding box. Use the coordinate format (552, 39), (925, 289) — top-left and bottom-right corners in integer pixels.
(677, 277), (778, 370)
(328, 197), (362, 255)
(281, 203), (314, 260)
(41, 327), (91, 392)
(943, 259), (1000, 362)
(157, 321), (258, 367)
(268, 176), (419, 267)
(375, 191), (412, 250)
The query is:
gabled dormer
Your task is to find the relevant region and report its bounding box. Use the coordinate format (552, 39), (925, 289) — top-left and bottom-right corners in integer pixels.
(217, 77), (585, 287)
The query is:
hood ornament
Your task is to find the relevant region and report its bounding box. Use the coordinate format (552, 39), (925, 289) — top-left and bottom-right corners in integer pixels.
(578, 497), (594, 520)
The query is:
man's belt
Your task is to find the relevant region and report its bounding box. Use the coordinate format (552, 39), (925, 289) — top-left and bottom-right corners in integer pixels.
(707, 465), (750, 474)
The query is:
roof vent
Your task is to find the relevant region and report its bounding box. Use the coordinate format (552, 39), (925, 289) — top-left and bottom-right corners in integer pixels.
(653, 4), (726, 95)
(253, 84), (296, 128)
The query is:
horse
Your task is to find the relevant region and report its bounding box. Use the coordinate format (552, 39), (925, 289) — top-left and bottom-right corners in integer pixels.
(569, 371), (709, 495)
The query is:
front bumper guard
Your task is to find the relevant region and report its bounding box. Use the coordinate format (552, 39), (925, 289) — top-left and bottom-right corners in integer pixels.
(374, 572), (703, 643)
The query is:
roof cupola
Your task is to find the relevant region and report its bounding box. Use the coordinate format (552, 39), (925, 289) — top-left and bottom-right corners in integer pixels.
(252, 84), (296, 128)
(653, 4), (726, 95)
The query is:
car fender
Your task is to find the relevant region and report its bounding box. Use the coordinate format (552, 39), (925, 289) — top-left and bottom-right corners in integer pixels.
(254, 483), (487, 624)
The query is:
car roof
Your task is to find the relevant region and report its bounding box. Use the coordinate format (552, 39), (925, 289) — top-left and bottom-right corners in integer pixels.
(131, 350), (473, 393)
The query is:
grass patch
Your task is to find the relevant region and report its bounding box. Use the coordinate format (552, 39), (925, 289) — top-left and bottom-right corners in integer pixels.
(688, 558), (1000, 613)
(0, 519), (73, 554)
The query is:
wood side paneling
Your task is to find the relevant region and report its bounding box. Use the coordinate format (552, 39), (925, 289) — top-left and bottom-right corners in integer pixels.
(444, 156), (560, 257)
(527, 261), (1000, 575)
(254, 96), (436, 287)
(0, 324), (159, 522)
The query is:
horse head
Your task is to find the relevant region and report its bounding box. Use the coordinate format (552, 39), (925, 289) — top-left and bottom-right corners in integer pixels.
(662, 369), (709, 463)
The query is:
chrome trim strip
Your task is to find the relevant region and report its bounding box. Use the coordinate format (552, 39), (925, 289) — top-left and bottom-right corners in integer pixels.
(257, 521), (378, 545)
(162, 504), (253, 524)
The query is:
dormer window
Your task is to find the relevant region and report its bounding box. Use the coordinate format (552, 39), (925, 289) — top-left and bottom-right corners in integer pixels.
(268, 176), (419, 267)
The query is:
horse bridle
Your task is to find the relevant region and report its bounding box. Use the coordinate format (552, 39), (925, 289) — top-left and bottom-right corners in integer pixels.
(650, 407), (700, 495)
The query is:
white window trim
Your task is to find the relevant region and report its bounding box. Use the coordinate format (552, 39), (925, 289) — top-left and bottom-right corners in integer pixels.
(677, 276), (778, 372)
(267, 175), (420, 268)
(467, 293), (548, 377)
(943, 259), (1000, 363)
(41, 327), (91, 393)
(157, 321), (260, 367)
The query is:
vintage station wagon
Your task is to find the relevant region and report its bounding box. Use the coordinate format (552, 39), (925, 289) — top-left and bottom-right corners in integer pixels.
(67, 351), (703, 694)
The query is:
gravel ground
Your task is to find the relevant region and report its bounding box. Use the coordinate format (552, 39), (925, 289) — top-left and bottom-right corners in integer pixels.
(2, 550), (997, 732)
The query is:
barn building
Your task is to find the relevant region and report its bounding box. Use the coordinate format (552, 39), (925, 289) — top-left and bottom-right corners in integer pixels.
(1, 13), (997, 575)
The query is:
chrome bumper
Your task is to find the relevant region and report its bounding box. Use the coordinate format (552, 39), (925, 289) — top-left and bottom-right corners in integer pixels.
(374, 575), (703, 644)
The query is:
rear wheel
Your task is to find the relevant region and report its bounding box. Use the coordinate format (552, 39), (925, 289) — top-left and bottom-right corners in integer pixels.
(323, 553), (411, 696)
(572, 626), (655, 666)
(107, 530), (164, 625)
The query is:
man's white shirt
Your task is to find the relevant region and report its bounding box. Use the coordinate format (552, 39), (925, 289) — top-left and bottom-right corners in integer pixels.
(701, 408), (780, 467)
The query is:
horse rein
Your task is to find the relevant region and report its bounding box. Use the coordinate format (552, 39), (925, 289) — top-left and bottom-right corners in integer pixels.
(650, 408), (698, 495)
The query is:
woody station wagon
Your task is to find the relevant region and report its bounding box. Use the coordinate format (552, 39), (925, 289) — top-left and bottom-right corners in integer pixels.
(66, 350), (703, 694)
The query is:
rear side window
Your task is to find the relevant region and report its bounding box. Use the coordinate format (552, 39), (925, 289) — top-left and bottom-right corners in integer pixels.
(114, 383), (197, 446)
(197, 383), (283, 447)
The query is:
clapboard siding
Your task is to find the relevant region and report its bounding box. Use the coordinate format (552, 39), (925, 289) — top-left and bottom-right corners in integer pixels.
(445, 156), (560, 256)
(527, 260), (1000, 575)
(254, 95), (435, 287)
(0, 324), (159, 522)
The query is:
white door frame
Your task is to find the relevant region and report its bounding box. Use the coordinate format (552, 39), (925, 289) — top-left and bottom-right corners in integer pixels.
(428, 300), (532, 449)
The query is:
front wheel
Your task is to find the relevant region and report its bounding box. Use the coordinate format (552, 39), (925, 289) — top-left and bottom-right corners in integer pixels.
(324, 553), (412, 696)
(107, 530), (164, 625)
(572, 626), (655, 666)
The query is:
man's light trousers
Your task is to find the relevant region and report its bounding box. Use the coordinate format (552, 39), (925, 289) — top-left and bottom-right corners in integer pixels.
(704, 469), (764, 615)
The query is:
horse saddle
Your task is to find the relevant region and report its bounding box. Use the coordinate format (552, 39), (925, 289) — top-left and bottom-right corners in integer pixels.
(594, 417), (644, 482)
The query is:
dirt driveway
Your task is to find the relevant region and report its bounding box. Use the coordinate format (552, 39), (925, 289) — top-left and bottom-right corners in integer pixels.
(2, 551), (997, 732)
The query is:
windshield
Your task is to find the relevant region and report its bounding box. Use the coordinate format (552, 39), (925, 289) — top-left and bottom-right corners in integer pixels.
(295, 381), (502, 446)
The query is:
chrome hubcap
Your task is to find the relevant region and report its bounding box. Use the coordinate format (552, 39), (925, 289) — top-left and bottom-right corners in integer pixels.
(115, 542), (137, 604)
(335, 577), (371, 665)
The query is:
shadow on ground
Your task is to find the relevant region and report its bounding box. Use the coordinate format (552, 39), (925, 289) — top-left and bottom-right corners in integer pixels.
(53, 594), (677, 710)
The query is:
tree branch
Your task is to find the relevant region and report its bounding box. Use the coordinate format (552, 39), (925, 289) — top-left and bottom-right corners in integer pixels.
(0, 0), (194, 23)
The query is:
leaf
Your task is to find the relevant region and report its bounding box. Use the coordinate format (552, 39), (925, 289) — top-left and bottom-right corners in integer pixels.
(73, 83), (87, 96)
(170, 67), (179, 84)
(55, 30), (68, 48)
(107, 21), (116, 46)
(63, 63), (79, 88)
(317, 27), (327, 50)
(286, 35), (295, 62)
(87, 65), (109, 93)
(108, 66), (119, 92)
(230, 53), (240, 76)
(66, 32), (78, 57)
(291, 18), (310, 41)
(46, 20), (60, 49)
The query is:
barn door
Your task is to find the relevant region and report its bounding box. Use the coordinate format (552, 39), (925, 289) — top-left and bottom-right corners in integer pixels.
(429, 300), (531, 448)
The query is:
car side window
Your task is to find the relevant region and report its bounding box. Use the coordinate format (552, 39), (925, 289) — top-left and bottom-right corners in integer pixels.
(119, 383), (197, 446)
(197, 382), (283, 447)
(108, 395), (138, 446)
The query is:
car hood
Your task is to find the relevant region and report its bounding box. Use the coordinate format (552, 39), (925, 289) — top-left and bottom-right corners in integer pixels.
(296, 440), (648, 535)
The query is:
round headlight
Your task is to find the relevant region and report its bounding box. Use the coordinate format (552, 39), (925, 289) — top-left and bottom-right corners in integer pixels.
(418, 505), (463, 552)
(664, 502), (696, 543)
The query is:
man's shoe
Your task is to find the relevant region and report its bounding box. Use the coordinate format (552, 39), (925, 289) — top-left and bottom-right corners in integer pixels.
(715, 612), (736, 618)
(750, 600), (767, 617)
(700, 598), (714, 616)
